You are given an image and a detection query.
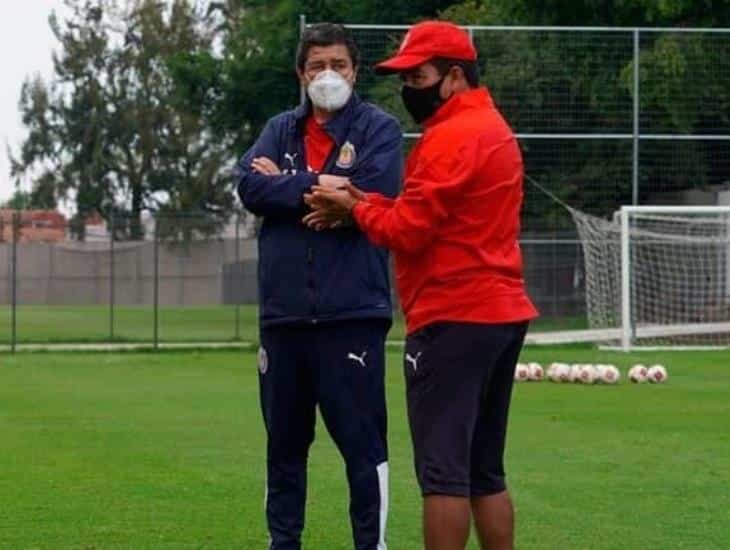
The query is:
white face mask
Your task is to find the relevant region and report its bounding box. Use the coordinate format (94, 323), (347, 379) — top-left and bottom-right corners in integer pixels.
(307, 69), (353, 112)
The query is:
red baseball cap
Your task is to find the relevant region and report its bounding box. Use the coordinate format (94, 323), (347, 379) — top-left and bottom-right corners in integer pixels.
(375, 21), (477, 75)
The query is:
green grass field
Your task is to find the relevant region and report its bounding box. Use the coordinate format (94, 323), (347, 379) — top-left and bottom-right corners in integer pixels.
(2, 346), (729, 549)
(0, 305), (586, 344)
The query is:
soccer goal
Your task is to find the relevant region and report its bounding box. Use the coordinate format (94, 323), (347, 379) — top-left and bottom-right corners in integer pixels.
(571, 205), (730, 350)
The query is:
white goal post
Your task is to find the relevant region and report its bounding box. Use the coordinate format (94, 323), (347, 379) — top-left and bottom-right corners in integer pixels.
(572, 205), (730, 350)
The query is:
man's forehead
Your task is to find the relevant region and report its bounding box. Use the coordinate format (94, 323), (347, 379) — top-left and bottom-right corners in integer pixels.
(306, 44), (351, 62)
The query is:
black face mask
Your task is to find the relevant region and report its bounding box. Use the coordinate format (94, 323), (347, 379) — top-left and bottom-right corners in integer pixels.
(401, 77), (447, 124)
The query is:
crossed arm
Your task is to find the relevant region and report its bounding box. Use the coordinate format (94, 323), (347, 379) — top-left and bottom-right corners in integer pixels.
(237, 116), (401, 225)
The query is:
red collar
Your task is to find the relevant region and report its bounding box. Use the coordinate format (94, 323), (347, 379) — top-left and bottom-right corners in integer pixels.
(423, 87), (494, 128)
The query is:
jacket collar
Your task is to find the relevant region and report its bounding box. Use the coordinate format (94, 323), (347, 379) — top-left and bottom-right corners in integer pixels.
(423, 87), (494, 128)
(293, 92), (362, 146)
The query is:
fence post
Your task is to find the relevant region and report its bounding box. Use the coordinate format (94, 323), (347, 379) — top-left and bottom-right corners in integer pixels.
(109, 214), (115, 342)
(299, 14), (307, 104)
(11, 212), (18, 353)
(620, 207), (631, 351)
(632, 28), (640, 206)
(235, 212), (241, 341)
(153, 215), (159, 350)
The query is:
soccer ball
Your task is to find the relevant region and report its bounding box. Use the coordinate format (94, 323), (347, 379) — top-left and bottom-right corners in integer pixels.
(628, 364), (648, 383)
(558, 363), (571, 382)
(647, 364), (668, 383)
(547, 362), (567, 382)
(577, 364), (597, 384)
(599, 364), (620, 384)
(548, 363), (572, 382)
(514, 363), (530, 382)
(528, 362), (544, 381)
(546, 362), (557, 381)
(569, 364), (583, 383)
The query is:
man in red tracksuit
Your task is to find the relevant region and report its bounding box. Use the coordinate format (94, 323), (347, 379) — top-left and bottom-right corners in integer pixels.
(305, 21), (538, 550)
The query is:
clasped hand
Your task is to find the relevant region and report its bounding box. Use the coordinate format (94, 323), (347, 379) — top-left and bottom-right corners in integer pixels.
(304, 175), (365, 231)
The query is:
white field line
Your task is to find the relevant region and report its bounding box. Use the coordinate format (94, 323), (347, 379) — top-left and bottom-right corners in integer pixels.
(1, 341), (255, 353)
(4, 321), (730, 352)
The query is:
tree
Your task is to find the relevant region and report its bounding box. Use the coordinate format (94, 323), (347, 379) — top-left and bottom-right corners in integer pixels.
(437, 1), (730, 228)
(444, 0), (730, 27)
(1, 187), (56, 210)
(12, 0), (233, 241)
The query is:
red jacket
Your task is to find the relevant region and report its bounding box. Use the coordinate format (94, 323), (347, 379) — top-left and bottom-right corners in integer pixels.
(352, 88), (538, 335)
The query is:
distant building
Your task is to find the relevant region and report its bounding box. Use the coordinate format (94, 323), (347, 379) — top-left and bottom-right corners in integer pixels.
(0, 209), (254, 243)
(0, 209), (67, 243)
(84, 211), (111, 241)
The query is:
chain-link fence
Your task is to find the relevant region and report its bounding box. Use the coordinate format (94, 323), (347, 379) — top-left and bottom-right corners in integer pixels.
(0, 212), (259, 350)
(301, 21), (730, 325)
(0, 209), (582, 349)
(324, 23), (730, 224)
(3, 25), (728, 349)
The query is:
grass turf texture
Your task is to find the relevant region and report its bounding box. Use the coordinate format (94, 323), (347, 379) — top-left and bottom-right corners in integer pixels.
(0, 306), (585, 344)
(2, 346), (727, 548)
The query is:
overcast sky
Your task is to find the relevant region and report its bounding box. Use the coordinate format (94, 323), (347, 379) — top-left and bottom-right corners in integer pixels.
(0, 1), (71, 205)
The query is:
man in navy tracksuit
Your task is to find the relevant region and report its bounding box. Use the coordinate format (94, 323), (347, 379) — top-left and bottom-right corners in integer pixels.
(235, 23), (401, 550)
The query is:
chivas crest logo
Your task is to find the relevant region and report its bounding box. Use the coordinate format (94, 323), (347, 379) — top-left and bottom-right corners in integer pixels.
(336, 141), (356, 169)
(258, 347), (268, 374)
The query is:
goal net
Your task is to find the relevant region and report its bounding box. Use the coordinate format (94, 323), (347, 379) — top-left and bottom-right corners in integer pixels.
(571, 205), (730, 350)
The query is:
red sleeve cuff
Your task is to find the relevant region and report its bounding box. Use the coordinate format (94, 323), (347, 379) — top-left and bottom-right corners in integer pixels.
(364, 192), (396, 208)
(352, 200), (369, 226)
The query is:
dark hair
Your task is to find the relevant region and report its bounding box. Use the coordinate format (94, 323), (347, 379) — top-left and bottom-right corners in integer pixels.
(296, 23), (360, 71)
(431, 57), (480, 88)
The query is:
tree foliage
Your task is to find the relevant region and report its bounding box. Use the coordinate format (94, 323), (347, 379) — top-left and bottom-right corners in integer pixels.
(13, 0), (233, 240)
(13, 0), (730, 236)
(438, 1), (730, 228)
(1, 187), (56, 210)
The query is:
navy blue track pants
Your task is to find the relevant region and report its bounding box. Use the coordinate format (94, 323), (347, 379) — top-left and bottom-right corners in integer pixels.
(258, 319), (389, 550)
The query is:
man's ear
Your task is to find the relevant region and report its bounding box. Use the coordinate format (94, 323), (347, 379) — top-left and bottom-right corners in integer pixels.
(448, 65), (468, 92)
(296, 68), (307, 88)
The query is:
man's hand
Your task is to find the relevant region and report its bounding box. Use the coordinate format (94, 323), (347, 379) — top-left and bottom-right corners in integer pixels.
(317, 174), (350, 190)
(303, 191), (351, 230)
(251, 157), (281, 176)
(302, 203), (349, 230)
(303, 183), (365, 230)
(311, 183), (363, 211)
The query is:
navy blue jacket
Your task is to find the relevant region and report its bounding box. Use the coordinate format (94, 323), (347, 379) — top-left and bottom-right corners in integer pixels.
(235, 94), (402, 327)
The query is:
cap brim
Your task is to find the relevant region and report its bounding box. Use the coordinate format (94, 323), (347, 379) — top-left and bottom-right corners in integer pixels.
(374, 53), (432, 75)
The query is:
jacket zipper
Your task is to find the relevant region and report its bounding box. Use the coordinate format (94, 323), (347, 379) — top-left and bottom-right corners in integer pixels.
(299, 138), (318, 322)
